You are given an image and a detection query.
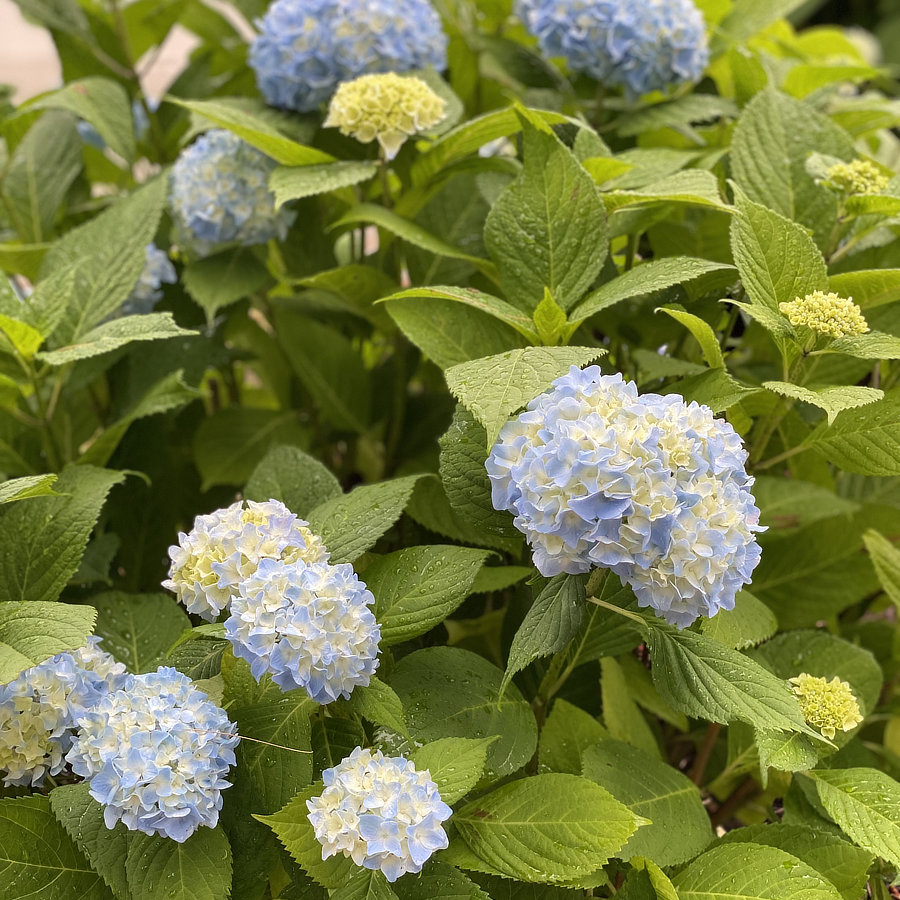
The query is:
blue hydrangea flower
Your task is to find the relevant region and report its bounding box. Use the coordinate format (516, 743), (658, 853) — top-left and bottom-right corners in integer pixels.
(0, 638), (126, 787)
(169, 130), (295, 257)
(249, 0), (448, 113)
(225, 557), (380, 703)
(486, 367), (764, 627)
(119, 244), (177, 316)
(307, 747), (452, 881)
(163, 498), (329, 621)
(516, 0), (709, 97)
(67, 667), (239, 842)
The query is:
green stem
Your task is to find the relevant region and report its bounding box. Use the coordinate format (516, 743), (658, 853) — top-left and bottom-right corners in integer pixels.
(586, 595), (647, 627)
(754, 444), (808, 471)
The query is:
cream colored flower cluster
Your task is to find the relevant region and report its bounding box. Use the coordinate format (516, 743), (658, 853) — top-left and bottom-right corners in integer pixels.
(779, 291), (869, 340)
(324, 73), (447, 158)
(825, 159), (889, 196)
(789, 673), (863, 740)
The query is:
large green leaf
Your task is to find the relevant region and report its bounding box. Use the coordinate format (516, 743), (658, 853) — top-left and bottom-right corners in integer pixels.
(306, 475), (420, 565)
(582, 740), (712, 866)
(0, 601), (96, 684)
(125, 828), (232, 900)
(863, 528), (900, 610)
(50, 783), (130, 900)
(0, 794), (112, 900)
(331, 867), (398, 900)
(366, 545), (489, 645)
(538, 699), (608, 775)
(700, 591), (777, 650)
(484, 115), (607, 311)
(810, 768), (900, 867)
(672, 843), (841, 900)
(453, 773), (639, 883)
(411, 737), (496, 805)
(182, 250), (272, 322)
(445, 347), (602, 447)
(502, 574), (585, 694)
(391, 647), (537, 778)
(0, 465), (125, 604)
(90, 591), (190, 673)
(245, 444), (342, 517)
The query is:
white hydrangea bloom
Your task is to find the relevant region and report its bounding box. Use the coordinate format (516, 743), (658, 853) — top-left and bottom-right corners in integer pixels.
(486, 366), (764, 627)
(307, 747), (452, 881)
(163, 499), (329, 620)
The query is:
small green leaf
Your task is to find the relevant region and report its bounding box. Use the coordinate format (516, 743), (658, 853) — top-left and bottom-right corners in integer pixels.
(445, 346), (602, 447)
(0, 474), (57, 504)
(453, 773), (639, 883)
(0, 313), (43, 359)
(182, 249), (271, 322)
(657, 307), (725, 368)
(307, 475), (421, 565)
(700, 591), (777, 650)
(762, 382), (883, 425)
(411, 737), (496, 804)
(332, 868), (398, 900)
(270, 161), (378, 208)
(538, 699), (608, 775)
(600, 657), (660, 759)
(344, 677), (408, 737)
(533, 288), (569, 345)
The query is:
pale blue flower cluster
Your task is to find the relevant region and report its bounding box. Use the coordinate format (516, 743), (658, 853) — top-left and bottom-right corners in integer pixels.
(120, 244), (177, 316)
(486, 367), (763, 627)
(249, 0), (448, 113)
(307, 747), (452, 881)
(169, 129), (295, 257)
(516, 0), (709, 97)
(0, 638), (126, 787)
(225, 557), (380, 704)
(67, 667), (239, 842)
(164, 498), (329, 620)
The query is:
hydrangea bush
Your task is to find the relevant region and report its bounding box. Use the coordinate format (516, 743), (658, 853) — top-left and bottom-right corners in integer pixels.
(1, 0), (900, 899)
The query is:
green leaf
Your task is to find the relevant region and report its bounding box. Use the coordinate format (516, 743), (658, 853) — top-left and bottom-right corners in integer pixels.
(602, 171), (728, 215)
(644, 621), (820, 737)
(502, 574), (585, 694)
(270, 161), (378, 208)
(453, 773), (639, 883)
(90, 591), (190, 673)
(332, 868), (398, 900)
(533, 288), (569, 345)
(719, 824), (873, 900)
(810, 768), (900, 867)
(0, 313), (44, 359)
(664, 368), (761, 413)
(366, 545), (489, 646)
(484, 115), (607, 311)
(0, 794), (113, 900)
(828, 331), (900, 360)
(700, 591), (777, 650)
(763, 382), (883, 425)
(258, 783), (358, 889)
(829, 270), (900, 309)
(36, 312), (196, 365)
(1, 111), (81, 243)
(411, 737), (496, 804)
(381, 286), (538, 341)
(273, 307), (370, 434)
(385, 295), (529, 369)
(193, 408), (306, 490)
(862, 529), (900, 610)
(344, 677), (407, 737)
(718, 0), (812, 40)
(307, 475), (420, 565)
(445, 347), (602, 447)
(9, 0), (91, 36)
(125, 828), (232, 900)
(27, 77), (135, 162)
(166, 97), (333, 165)
(165, 627), (230, 680)
(600, 657), (660, 758)
(754, 477), (858, 534)
(39, 178), (168, 344)
(538, 699), (608, 775)
(470, 566), (532, 594)
(182, 250), (271, 322)
(245, 445), (342, 517)
(582, 739), (712, 866)
(438, 407), (523, 550)
(50, 783), (129, 900)
(804, 393), (900, 475)
(672, 843), (841, 900)
(391, 647), (537, 778)
(730, 188), (827, 314)
(0, 474), (57, 504)
(393, 863), (489, 900)
(332, 204), (497, 282)
(657, 307), (725, 368)
(0, 465), (125, 604)
(730, 90), (853, 247)
(613, 95), (738, 139)
(0, 601), (96, 684)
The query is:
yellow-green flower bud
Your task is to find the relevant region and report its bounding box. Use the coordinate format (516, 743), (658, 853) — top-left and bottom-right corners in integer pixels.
(825, 159), (890, 196)
(324, 73), (447, 159)
(789, 673), (863, 739)
(778, 291), (868, 340)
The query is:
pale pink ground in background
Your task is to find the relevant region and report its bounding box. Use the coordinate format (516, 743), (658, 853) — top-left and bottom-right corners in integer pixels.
(0, 0), (226, 102)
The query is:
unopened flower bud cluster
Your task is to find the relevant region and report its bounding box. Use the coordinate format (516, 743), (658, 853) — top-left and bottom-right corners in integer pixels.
(779, 291), (869, 339)
(789, 673), (863, 739)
